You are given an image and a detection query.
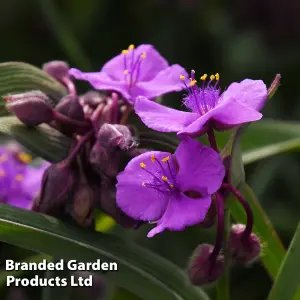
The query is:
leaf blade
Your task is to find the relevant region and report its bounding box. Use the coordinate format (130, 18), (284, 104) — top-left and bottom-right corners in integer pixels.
(0, 204), (209, 300)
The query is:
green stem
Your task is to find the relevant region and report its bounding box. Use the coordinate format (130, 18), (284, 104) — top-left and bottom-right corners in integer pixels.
(216, 204), (231, 300)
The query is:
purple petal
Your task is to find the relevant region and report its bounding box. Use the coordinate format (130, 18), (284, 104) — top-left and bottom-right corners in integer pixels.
(175, 137), (225, 195)
(221, 79), (267, 111)
(6, 192), (31, 209)
(134, 96), (198, 132)
(101, 45), (169, 82)
(136, 64), (188, 98)
(147, 194), (212, 237)
(69, 68), (130, 100)
(116, 151), (172, 221)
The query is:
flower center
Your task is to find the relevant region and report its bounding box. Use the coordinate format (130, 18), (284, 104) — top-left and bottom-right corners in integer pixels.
(121, 44), (147, 89)
(180, 71), (221, 115)
(139, 154), (177, 193)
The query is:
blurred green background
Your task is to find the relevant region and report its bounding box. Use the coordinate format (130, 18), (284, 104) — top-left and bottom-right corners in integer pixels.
(1, 0), (300, 299)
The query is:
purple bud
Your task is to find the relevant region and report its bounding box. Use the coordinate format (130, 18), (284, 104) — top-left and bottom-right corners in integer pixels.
(100, 177), (137, 228)
(43, 61), (70, 82)
(97, 123), (136, 150)
(228, 224), (261, 263)
(55, 95), (85, 122)
(187, 244), (224, 286)
(5, 91), (54, 126)
(31, 163), (76, 216)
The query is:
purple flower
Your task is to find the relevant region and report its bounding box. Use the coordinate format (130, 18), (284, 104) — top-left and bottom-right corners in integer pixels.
(0, 144), (49, 209)
(134, 72), (267, 136)
(69, 44), (188, 102)
(116, 137), (225, 237)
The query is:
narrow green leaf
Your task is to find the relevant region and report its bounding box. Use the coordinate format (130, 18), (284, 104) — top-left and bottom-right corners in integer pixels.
(0, 116), (72, 162)
(230, 184), (286, 279)
(268, 222), (300, 300)
(0, 62), (68, 110)
(0, 204), (209, 300)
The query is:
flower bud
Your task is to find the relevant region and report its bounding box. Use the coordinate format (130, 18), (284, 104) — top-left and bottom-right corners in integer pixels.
(97, 123), (137, 150)
(100, 177), (137, 228)
(228, 224), (261, 263)
(31, 163), (76, 216)
(5, 91), (54, 126)
(79, 91), (106, 108)
(43, 61), (70, 82)
(55, 95), (85, 122)
(187, 244), (224, 286)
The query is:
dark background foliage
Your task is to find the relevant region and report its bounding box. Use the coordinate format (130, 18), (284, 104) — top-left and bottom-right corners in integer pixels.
(1, 0), (300, 299)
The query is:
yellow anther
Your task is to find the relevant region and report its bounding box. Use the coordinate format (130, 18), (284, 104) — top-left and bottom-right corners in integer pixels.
(162, 156), (170, 162)
(190, 80), (197, 86)
(123, 69), (129, 75)
(215, 73), (220, 81)
(15, 174), (24, 181)
(0, 154), (7, 162)
(141, 52), (146, 59)
(162, 176), (168, 182)
(180, 74), (185, 80)
(200, 74), (207, 80)
(142, 182), (146, 187)
(151, 154), (156, 162)
(18, 152), (32, 164)
(210, 74), (215, 80)
(122, 49), (128, 55)
(140, 162), (146, 169)
(128, 44), (135, 50)
(0, 169), (5, 177)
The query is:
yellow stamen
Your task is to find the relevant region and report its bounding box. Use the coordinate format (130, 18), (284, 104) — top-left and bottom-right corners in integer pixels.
(162, 156), (170, 162)
(151, 154), (156, 162)
(0, 169), (5, 177)
(123, 69), (129, 75)
(122, 49), (128, 55)
(128, 44), (135, 50)
(215, 73), (220, 81)
(18, 152), (32, 164)
(142, 182), (146, 187)
(162, 176), (168, 182)
(200, 74), (207, 80)
(15, 174), (24, 181)
(141, 52), (146, 59)
(210, 74), (215, 80)
(179, 74), (185, 80)
(190, 79), (197, 86)
(140, 162), (146, 169)
(0, 154), (7, 162)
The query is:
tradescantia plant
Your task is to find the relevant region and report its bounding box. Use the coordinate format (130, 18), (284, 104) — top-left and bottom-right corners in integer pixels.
(0, 43), (299, 300)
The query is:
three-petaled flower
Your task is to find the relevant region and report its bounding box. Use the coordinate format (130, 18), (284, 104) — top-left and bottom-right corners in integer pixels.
(0, 144), (49, 209)
(116, 137), (225, 237)
(69, 44), (188, 102)
(134, 71), (268, 136)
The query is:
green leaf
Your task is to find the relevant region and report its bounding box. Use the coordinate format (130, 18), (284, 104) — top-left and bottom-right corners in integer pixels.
(0, 116), (72, 162)
(0, 204), (209, 300)
(230, 184), (286, 279)
(0, 62), (68, 113)
(215, 119), (300, 165)
(268, 222), (300, 300)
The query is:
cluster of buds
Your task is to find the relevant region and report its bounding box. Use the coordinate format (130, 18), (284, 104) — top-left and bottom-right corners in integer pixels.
(5, 61), (144, 229)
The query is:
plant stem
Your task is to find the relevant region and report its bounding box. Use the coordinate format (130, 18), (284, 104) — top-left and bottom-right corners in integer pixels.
(216, 203), (231, 300)
(207, 126), (219, 152)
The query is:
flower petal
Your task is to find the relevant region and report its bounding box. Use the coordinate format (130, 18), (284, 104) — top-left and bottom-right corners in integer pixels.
(137, 65), (188, 99)
(147, 193), (212, 237)
(101, 44), (169, 81)
(116, 151), (173, 221)
(221, 79), (267, 111)
(175, 137), (225, 195)
(69, 68), (130, 100)
(134, 96), (198, 132)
